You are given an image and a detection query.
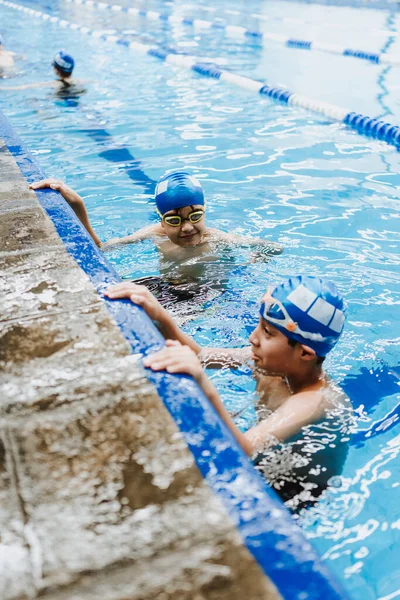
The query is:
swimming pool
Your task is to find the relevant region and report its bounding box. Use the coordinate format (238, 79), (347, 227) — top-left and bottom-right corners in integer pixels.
(1, 0), (399, 598)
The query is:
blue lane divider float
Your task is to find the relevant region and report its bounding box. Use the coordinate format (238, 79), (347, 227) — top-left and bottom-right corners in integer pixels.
(0, 107), (351, 600)
(62, 0), (400, 66)
(1, 0), (400, 150)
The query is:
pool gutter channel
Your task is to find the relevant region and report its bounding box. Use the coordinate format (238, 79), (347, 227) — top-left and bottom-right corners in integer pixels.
(0, 107), (350, 598)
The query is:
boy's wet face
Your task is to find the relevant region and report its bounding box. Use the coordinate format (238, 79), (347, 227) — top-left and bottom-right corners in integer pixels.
(161, 205), (206, 247)
(249, 318), (295, 375)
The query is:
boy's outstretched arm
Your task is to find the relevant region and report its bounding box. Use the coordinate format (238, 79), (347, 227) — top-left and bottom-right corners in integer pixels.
(30, 179), (162, 250)
(30, 179), (102, 248)
(210, 228), (283, 256)
(244, 391), (326, 452)
(1, 81), (60, 91)
(102, 223), (164, 250)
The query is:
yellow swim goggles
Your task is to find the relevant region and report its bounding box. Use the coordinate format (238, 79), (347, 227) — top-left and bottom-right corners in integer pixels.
(162, 209), (205, 227)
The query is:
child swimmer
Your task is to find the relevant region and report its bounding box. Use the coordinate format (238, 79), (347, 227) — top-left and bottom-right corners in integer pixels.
(1, 50), (85, 93)
(105, 275), (353, 510)
(30, 171), (283, 255)
(30, 172), (283, 313)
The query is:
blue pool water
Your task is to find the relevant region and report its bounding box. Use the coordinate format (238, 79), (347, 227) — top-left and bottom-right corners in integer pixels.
(1, 1), (399, 598)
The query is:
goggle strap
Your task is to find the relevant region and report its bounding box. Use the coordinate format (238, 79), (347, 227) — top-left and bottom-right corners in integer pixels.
(262, 295), (329, 342)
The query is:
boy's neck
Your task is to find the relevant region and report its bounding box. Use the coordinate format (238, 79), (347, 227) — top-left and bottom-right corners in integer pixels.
(285, 365), (325, 395)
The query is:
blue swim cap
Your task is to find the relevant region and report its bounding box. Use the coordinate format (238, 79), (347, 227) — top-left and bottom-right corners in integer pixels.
(53, 50), (75, 75)
(260, 275), (346, 357)
(0, 35), (4, 47)
(155, 171), (205, 216)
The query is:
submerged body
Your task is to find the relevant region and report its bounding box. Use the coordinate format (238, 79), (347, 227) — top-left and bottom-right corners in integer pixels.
(252, 375), (352, 510)
(128, 227), (279, 320)
(201, 349), (352, 510)
(132, 240), (236, 319)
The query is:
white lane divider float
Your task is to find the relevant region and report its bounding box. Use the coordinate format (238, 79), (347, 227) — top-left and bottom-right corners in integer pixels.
(63, 0), (400, 66)
(1, 0), (399, 150)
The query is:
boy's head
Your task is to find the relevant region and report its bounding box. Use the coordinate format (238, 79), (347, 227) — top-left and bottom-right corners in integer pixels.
(250, 276), (345, 374)
(53, 50), (75, 79)
(155, 171), (206, 247)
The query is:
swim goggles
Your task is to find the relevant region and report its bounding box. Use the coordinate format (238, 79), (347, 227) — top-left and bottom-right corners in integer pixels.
(261, 288), (328, 344)
(162, 209), (205, 227)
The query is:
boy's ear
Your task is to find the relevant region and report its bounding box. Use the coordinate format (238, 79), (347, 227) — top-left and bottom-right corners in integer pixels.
(299, 344), (317, 362)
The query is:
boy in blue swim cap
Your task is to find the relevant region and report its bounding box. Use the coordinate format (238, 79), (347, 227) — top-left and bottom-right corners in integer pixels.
(102, 170), (282, 254)
(106, 275), (352, 510)
(53, 50), (75, 82)
(150, 171), (207, 249)
(1, 49), (83, 91)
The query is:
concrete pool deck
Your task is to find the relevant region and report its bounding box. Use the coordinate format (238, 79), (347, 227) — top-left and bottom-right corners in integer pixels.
(0, 139), (281, 598)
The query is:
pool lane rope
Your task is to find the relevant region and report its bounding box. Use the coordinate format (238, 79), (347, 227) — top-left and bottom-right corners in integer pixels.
(142, 0), (400, 37)
(62, 0), (400, 67)
(67, 0), (400, 41)
(1, 0), (400, 150)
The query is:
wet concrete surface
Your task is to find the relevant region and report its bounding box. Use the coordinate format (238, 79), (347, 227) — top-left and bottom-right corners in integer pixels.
(0, 140), (281, 599)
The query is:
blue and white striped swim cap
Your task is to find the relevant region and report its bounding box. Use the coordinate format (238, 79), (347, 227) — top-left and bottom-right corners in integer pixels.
(260, 275), (346, 356)
(155, 171), (205, 216)
(53, 50), (75, 74)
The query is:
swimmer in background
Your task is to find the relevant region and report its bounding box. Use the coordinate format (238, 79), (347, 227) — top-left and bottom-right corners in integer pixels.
(1, 50), (86, 95)
(105, 275), (353, 511)
(30, 172), (283, 309)
(0, 34), (17, 75)
(52, 51), (75, 86)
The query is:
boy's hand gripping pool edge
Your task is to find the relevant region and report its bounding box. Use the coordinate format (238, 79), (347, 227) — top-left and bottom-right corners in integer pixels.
(143, 341), (204, 381)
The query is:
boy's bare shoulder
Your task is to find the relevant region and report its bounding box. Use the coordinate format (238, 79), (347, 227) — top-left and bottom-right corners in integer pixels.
(150, 223), (166, 236)
(287, 380), (351, 423)
(204, 227), (283, 254)
(320, 379), (352, 414)
(102, 223), (164, 250)
(204, 228), (236, 243)
(131, 222), (164, 239)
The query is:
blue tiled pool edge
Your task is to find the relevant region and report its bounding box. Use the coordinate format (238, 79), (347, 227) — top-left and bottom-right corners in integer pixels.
(0, 108), (350, 600)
